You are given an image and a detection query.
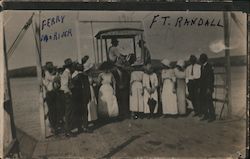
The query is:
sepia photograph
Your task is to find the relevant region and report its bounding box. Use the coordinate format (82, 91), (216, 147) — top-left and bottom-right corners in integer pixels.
(0, 6), (248, 158)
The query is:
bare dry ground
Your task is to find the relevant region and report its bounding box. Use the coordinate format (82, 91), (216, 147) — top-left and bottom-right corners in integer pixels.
(10, 66), (247, 158)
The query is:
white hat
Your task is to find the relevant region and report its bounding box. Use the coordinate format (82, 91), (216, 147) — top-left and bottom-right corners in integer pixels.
(84, 63), (94, 72)
(161, 58), (170, 67)
(176, 59), (185, 67)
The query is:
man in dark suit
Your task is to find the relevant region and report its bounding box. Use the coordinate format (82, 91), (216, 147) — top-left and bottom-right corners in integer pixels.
(71, 63), (92, 133)
(199, 53), (216, 122)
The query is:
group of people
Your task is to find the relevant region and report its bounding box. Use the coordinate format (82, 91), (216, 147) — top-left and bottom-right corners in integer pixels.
(129, 53), (216, 123)
(43, 56), (97, 137)
(42, 37), (216, 138)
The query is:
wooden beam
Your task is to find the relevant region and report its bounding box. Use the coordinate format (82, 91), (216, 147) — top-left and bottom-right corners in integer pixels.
(90, 21), (97, 65)
(223, 11), (232, 118)
(105, 39), (108, 62)
(100, 36), (103, 63)
(133, 37), (136, 56)
(75, 12), (82, 63)
(96, 39), (99, 64)
(33, 12), (46, 140)
(140, 34), (144, 64)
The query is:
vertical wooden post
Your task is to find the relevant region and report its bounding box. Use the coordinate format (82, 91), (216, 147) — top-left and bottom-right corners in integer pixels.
(1, 16), (19, 157)
(90, 21), (97, 65)
(75, 12), (81, 63)
(96, 39), (99, 64)
(223, 11), (232, 118)
(133, 37), (136, 56)
(105, 39), (108, 61)
(100, 36), (103, 63)
(33, 11), (46, 140)
(140, 34), (144, 64)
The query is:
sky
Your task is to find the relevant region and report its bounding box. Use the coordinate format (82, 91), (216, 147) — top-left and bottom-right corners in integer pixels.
(3, 10), (247, 70)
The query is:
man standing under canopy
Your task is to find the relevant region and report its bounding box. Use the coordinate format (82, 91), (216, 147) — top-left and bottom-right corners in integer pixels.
(108, 38), (122, 64)
(71, 63), (92, 133)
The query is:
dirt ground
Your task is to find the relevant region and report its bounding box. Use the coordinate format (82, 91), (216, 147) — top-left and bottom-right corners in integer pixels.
(30, 115), (246, 158)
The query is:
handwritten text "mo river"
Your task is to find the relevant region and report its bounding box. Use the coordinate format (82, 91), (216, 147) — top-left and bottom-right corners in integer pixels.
(40, 29), (72, 42)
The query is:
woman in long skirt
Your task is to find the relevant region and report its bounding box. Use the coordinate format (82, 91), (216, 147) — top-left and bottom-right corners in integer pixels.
(160, 59), (178, 117)
(97, 62), (119, 118)
(143, 63), (159, 119)
(174, 60), (187, 116)
(130, 65), (144, 119)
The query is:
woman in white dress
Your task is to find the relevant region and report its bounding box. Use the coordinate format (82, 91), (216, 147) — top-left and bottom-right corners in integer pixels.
(97, 62), (119, 118)
(160, 59), (178, 117)
(130, 65), (144, 119)
(143, 63), (159, 119)
(174, 60), (187, 116)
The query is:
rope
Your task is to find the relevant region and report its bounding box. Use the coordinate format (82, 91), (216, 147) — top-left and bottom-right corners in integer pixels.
(7, 13), (34, 60)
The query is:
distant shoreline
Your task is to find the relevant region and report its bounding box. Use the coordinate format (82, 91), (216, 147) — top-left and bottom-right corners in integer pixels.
(8, 55), (247, 78)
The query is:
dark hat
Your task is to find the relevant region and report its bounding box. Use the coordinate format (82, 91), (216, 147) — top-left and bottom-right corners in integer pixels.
(189, 55), (197, 61)
(64, 58), (73, 67)
(111, 38), (119, 44)
(75, 63), (83, 71)
(81, 55), (89, 64)
(45, 61), (54, 69)
(137, 39), (146, 45)
(199, 53), (208, 62)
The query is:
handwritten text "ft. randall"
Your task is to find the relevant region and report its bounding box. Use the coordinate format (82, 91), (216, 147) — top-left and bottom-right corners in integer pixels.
(150, 15), (224, 28)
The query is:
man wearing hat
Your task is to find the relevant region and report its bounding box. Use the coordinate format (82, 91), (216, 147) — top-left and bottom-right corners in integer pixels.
(108, 38), (122, 64)
(199, 53), (216, 122)
(71, 63), (92, 133)
(43, 61), (58, 134)
(81, 55), (94, 73)
(186, 55), (201, 117)
(138, 39), (151, 65)
(60, 58), (75, 137)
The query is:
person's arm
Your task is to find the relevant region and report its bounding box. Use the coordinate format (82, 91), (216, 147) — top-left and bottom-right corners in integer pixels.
(61, 71), (70, 93)
(152, 73), (159, 93)
(196, 64), (201, 79)
(185, 66), (190, 83)
(130, 72), (135, 95)
(142, 73), (147, 92)
(111, 74), (116, 95)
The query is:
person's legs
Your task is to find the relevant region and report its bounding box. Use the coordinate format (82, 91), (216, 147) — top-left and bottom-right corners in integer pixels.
(56, 90), (65, 131)
(207, 94), (216, 122)
(188, 81), (197, 115)
(46, 91), (57, 131)
(82, 102), (89, 129)
(64, 93), (75, 137)
(200, 90), (209, 120)
(194, 81), (201, 115)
